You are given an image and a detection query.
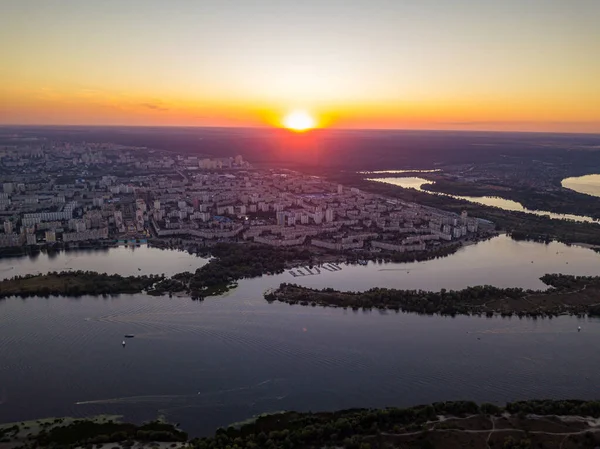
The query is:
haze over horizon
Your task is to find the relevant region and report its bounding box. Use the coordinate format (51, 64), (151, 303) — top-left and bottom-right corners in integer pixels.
(1, 0), (599, 133)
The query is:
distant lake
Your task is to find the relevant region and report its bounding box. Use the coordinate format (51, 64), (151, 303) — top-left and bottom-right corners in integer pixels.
(359, 169), (441, 174)
(3, 237), (600, 436)
(562, 174), (600, 198)
(370, 176), (600, 224)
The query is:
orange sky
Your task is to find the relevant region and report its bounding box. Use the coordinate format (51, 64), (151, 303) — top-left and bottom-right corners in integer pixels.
(1, 0), (599, 133)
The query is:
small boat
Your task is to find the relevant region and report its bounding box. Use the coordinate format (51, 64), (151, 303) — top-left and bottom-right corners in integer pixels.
(122, 340), (126, 346)
(578, 326), (581, 332)
(124, 334), (135, 338)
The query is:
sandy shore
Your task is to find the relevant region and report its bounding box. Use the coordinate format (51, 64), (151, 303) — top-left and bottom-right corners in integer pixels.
(74, 442), (189, 449)
(570, 242), (600, 250)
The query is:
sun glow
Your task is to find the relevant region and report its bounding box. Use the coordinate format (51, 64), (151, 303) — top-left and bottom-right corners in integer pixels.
(283, 111), (316, 131)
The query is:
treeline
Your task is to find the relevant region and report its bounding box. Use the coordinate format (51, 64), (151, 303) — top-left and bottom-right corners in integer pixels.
(541, 273), (600, 290)
(267, 283), (530, 316)
(345, 242), (463, 265)
(188, 243), (312, 298)
(0, 271), (160, 299)
(266, 273), (600, 317)
(506, 399), (600, 417)
(34, 419), (187, 448)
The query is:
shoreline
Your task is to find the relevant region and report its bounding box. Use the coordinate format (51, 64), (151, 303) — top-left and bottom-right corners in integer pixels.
(569, 241), (600, 250)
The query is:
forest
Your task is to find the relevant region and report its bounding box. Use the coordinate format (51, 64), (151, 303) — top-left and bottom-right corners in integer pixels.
(188, 243), (313, 298)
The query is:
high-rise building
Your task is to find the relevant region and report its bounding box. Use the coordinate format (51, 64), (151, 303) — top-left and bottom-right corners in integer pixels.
(3, 220), (12, 234)
(276, 211), (286, 226)
(325, 209), (335, 223)
(313, 211), (324, 225)
(337, 184), (343, 194)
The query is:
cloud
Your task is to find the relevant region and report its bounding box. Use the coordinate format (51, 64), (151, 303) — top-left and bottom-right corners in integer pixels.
(140, 102), (169, 112)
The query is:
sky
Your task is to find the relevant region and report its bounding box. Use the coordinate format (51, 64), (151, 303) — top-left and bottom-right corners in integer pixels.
(1, 0), (599, 133)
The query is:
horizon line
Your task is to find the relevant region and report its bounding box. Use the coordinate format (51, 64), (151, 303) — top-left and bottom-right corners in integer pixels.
(0, 123), (599, 137)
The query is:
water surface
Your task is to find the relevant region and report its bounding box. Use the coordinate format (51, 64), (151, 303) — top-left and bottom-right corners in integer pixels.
(0, 245), (206, 279)
(562, 174), (600, 197)
(2, 237), (600, 436)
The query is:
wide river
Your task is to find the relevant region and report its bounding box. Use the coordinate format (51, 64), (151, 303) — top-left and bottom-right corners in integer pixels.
(2, 237), (600, 436)
(369, 176), (600, 224)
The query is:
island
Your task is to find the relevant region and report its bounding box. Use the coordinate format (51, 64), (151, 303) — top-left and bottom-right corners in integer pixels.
(0, 271), (160, 299)
(4, 400), (600, 449)
(265, 274), (600, 318)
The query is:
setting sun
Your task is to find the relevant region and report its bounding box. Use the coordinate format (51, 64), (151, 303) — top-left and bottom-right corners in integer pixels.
(283, 111), (316, 132)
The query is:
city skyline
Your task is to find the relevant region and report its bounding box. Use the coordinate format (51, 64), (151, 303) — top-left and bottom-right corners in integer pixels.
(1, 0), (599, 133)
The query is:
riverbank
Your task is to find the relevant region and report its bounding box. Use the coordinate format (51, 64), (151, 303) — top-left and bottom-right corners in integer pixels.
(265, 274), (600, 317)
(5, 400), (600, 449)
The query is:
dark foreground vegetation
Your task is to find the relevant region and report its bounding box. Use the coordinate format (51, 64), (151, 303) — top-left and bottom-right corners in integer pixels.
(266, 274), (600, 317)
(1, 419), (187, 449)
(189, 399), (600, 449)
(7, 400), (600, 449)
